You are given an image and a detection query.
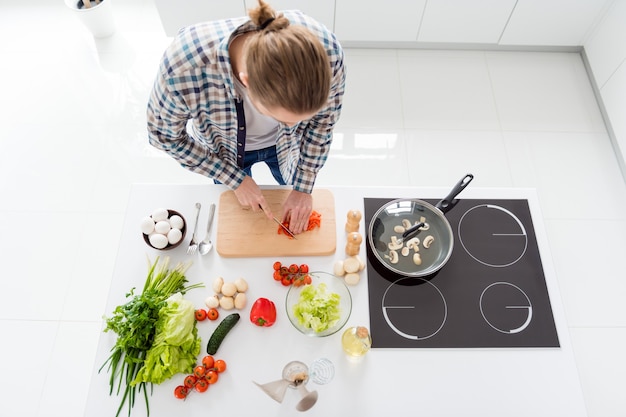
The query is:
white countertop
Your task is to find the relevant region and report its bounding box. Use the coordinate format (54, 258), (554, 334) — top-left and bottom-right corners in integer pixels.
(86, 184), (587, 417)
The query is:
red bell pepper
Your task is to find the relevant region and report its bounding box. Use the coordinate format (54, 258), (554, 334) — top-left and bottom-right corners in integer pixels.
(250, 297), (277, 327)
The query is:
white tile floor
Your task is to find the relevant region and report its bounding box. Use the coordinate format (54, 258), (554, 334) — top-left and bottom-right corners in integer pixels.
(1, 1), (625, 416)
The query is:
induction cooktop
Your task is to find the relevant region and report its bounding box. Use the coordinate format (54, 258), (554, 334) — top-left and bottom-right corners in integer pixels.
(365, 198), (560, 349)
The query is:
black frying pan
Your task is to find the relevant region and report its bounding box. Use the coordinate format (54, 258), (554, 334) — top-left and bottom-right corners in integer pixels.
(368, 174), (474, 277)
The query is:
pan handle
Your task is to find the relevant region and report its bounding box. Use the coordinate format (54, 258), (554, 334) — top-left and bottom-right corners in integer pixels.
(436, 174), (474, 214)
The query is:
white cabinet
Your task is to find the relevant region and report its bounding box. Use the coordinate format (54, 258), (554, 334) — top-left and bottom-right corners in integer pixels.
(243, 0), (335, 32)
(584, 0), (626, 88)
(334, 0), (427, 42)
(154, 0), (246, 37)
(418, 0), (516, 44)
(499, 0), (612, 46)
(584, 0), (626, 178)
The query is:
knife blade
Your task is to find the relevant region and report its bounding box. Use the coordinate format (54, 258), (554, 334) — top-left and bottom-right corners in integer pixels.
(272, 216), (297, 240)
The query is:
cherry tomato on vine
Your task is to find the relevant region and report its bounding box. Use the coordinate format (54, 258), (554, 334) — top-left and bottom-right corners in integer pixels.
(195, 378), (209, 392)
(281, 276), (293, 286)
(273, 261), (282, 270)
(205, 370), (219, 384)
(193, 365), (206, 378)
(214, 359), (227, 373)
(201, 355), (215, 369)
(174, 385), (189, 399)
(183, 374), (197, 388)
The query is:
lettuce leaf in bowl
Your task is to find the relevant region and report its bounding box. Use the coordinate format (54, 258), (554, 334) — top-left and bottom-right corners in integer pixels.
(293, 283), (341, 333)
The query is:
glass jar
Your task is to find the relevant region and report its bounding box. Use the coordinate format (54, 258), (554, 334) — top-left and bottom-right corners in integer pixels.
(341, 326), (372, 357)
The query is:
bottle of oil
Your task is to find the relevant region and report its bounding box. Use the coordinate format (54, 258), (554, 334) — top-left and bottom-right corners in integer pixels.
(341, 326), (372, 357)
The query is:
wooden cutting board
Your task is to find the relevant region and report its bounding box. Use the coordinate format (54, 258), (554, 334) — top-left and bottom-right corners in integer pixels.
(216, 188), (336, 257)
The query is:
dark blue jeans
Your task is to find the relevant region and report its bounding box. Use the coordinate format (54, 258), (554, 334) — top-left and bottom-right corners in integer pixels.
(214, 145), (286, 185)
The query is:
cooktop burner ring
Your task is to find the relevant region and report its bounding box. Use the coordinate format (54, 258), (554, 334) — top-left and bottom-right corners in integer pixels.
(458, 204), (529, 268)
(479, 282), (533, 334)
(381, 277), (447, 341)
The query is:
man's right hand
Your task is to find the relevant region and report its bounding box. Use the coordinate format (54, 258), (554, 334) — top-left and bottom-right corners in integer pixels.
(233, 175), (273, 219)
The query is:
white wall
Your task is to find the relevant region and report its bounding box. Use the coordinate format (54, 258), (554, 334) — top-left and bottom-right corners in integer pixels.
(584, 0), (626, 178)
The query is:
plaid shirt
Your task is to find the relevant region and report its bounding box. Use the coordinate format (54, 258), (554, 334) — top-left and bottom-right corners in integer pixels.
(147, 11), (346, 193)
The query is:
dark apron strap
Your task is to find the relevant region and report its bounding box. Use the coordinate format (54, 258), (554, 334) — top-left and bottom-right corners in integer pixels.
(235, 98), (246, 168)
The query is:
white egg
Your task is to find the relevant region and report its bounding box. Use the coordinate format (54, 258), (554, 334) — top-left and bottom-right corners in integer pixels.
(140, 217), (155, 235)
(169, 215), (184, 230)
(154, 220), (171, 234)
(151, 208), (169, 222)
(149, 233), (169, 249)
(167, 228), (183, 244)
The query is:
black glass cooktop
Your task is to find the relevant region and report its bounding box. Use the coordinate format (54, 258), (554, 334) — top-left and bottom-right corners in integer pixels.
(365, 198), (560, 349)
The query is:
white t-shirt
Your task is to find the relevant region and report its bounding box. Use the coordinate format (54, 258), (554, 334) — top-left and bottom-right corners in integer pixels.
(233, 77), (280, 151)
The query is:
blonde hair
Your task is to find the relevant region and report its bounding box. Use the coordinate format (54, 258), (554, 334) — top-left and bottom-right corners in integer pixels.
(244, 0), (331, 114)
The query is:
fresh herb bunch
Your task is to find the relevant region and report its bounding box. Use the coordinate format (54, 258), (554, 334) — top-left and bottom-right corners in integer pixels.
(99, 257), (203, 417)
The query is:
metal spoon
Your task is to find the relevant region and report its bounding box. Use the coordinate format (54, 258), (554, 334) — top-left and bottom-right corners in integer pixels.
(198, 203), (216, 255)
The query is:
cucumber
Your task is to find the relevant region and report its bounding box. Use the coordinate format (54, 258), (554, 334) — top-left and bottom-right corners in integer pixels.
(206, 313), (240, 355)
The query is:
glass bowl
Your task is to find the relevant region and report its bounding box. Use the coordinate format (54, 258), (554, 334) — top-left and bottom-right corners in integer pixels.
(285, 272), (352, 337)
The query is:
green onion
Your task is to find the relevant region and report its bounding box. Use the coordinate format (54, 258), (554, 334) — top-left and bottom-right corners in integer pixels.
(99, 256), (202, 417)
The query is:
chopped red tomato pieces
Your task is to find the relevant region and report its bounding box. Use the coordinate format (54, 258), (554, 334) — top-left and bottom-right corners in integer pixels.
(277, 210), (322, 238)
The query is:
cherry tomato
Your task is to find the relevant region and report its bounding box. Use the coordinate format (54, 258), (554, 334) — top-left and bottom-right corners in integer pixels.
(194, 378), (209, 393)
(214, 359), (227, 373)
(183, 374), (197, 388)
(304, 274), (312, 285)
(281, 275), (293, 286)
(288, 264), (299, 274)
(299, 264), (309, 273)
(193, 365), (206, 378)
(195, 309), (207, 321)
(292, 277), (303, 287)
(207, 308), (219, 321)
(273, 261), (282, 270)
(280, 266), (289, 276)
(205, 370), (219, 384)
(273, 270), (283, 281)
(201, 355), (215, 369)
(174, 385), (189, 399)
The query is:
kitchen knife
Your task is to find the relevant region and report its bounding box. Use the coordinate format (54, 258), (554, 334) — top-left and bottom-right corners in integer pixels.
(272, 216), (298, 239)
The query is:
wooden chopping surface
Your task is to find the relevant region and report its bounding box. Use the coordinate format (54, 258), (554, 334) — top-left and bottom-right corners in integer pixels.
(216, 188), (336, 257)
